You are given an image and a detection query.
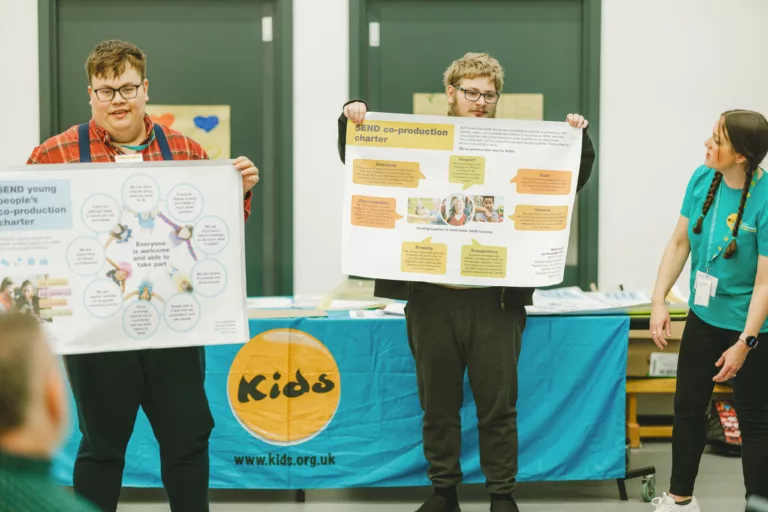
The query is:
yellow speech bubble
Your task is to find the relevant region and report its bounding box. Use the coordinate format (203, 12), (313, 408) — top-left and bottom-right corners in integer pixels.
(511, 169), (572, 195)
(351, 196), (403, 229)
(509, 205), (569, 231)
(461, 239), (508, 278)
(39, 298), (68, 308)
(346, 120), (454, 151)
(449, 156), (485, 190)
(352, 159), (426, 188)
(37, 278), (69, 287)
(401, 237), (448, 275)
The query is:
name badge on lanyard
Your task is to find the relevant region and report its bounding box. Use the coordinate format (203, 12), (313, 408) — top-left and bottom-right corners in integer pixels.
(115, 154), (143, 163)
(697, 186), (726, 308)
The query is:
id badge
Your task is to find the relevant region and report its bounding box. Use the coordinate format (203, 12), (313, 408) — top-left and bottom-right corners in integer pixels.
(694, 271), (718, 307)
(115, 154), (143, 163)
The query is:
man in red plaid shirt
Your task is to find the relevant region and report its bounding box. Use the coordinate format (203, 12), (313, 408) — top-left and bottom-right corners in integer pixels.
(27, 40), (259, 512)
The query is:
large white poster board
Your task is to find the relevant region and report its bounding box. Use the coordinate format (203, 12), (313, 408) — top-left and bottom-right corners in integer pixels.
(342, 112), (582, 288)
(0, 161), (248, 354)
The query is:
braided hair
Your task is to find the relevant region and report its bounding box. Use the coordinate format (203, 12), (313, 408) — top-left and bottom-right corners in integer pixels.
(693, 110), (768, 259)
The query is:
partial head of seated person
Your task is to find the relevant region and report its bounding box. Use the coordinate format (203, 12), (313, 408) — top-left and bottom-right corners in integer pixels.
(0, 314), (97, 511)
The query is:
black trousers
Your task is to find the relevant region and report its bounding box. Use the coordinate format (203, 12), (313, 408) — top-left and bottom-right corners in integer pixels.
(671, 311), (768, 499)
(405, 284), (526, 494)
(64, 347), (214, 512)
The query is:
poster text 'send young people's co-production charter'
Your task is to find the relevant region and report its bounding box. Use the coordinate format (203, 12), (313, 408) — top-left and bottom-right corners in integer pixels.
(342, 112), (582, 287)
(0, 161), (248, 354)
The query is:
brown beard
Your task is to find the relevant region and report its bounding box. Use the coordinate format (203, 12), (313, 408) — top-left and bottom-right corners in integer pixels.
(447, 102), (495, 118)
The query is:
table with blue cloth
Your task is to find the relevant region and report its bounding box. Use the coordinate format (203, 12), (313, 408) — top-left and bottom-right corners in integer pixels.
(53, 311), (629, 490)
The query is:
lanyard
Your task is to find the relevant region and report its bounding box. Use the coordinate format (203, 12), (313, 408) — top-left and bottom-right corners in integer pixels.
(120, 129), (156, 152)
(704, 176), (757, 272)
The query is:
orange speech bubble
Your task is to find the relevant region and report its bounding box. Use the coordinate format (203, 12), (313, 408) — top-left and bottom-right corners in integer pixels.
(509, 205), (569, 231)
(353, 159), (426, 188)
(511, 169), (572, 195)
(351, 195), (403, 229)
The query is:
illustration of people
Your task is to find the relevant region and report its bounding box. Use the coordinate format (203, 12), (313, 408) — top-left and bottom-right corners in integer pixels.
(442, 195), (472, 226)
(123, 205), (159, 233)
(124, 281), (165, 305)
(104, 222), (133, 249)
(0, 278), (15, 313)
(169, 267), (194, 293)
(14, 281), (40, 318)
(105, 258), (133, 294)
(474, 196), (502, 223)
(156, 212), (198, 261)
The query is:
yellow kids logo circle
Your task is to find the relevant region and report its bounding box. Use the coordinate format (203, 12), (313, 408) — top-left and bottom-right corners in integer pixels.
(227, 329), (341, 446)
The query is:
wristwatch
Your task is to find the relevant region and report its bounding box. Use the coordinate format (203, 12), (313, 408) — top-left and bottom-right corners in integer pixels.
(740, 335), (759, 349)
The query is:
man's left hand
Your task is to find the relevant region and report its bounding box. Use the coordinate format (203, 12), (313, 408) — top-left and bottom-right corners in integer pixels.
(566, 113), (589, 129)
(233, 156), (260, 193)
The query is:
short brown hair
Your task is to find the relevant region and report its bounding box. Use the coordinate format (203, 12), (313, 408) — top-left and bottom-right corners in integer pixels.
(85, 39), (146, 83)
(443, 52), (505, 92)
(0, 314), (43, 435)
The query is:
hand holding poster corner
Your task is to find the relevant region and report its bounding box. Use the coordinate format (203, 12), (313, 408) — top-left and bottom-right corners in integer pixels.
(341, 112), (582, 288)
(0, 160), (249, 355)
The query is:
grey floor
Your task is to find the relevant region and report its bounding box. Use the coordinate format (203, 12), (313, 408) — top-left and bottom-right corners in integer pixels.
(114, 442), (745, 511)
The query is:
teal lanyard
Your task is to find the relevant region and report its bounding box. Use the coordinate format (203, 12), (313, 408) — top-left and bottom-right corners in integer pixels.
(121, 129), (155, 152)
(705, 186), (723, 272)
(705, 176), (757, 272)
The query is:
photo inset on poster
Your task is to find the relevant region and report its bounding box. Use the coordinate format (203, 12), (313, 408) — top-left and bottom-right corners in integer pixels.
(406, 198), (442, 225)
(438, 194), (475, 227)
(471, 195), (505, 224)
(0, 273), (69, 321)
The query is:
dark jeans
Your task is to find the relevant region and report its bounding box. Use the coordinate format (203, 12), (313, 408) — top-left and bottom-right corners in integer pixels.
(64, 347), (214, 512)
(671, 311), (768, 499)
(405, 284), (527, 494)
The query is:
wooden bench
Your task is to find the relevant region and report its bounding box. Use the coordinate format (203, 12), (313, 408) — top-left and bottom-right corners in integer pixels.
(626, 378), (733, 448)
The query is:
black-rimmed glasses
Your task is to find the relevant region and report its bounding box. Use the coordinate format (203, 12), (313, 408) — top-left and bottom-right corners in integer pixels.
(453, 85), (500, 104)
(93, 83), (142, 102)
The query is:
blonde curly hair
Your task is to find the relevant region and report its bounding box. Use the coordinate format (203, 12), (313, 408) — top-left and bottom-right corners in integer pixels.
(443, 52), (504, 92)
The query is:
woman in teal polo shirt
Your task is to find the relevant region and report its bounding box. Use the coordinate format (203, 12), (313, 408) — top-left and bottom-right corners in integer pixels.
(650, 109), (768, 511)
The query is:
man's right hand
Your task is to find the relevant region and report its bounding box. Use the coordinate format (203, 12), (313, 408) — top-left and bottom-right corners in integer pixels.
(343, 102), (367, 125)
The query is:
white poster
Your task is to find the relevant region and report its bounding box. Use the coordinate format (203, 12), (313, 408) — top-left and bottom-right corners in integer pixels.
(0, 161), (248, 355)
(342, 112), (582, 288)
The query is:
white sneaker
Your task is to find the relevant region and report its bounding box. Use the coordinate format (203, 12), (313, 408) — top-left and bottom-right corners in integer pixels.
(651, 493), (701, 511)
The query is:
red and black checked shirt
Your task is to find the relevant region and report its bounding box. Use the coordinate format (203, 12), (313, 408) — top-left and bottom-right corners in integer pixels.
(27, 115), (252, 221)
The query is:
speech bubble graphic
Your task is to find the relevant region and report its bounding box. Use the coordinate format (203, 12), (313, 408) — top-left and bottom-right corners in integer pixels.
(511, 169), (572, 195)
(449, 156), (485, 190)
(351, 195), (403, 229)
(401, 237), (448, 275)
(353, 159), (426, 188)
(509, 205), (569, 231)
(461, 239), (507, 278)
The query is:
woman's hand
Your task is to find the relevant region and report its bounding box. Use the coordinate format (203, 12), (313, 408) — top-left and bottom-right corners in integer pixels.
(343, 102), (368, 125)
(713, 341), (750, 382)
(650, 301), (672, 350)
